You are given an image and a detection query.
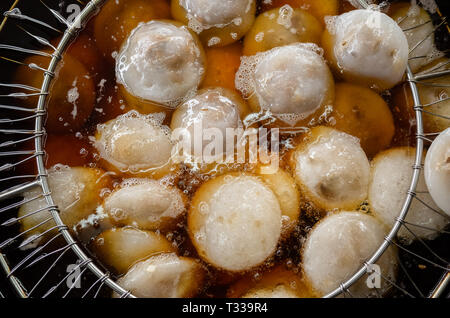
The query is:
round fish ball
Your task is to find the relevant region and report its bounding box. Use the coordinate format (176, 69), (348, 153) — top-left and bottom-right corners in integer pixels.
(116, 20), (206, 111)
(243, 5), (323, 56)
(91, 227), (176, 274)
(390, 83), (417, 134)
(93, 0), (170, 63)
(228, 265), (314, 298)
(369, 147), (449, 242)
(331, 82), (395, 158)
(114, 253), (205, 298)
(188, 173), (282, 272)
(175, 0), (252, 26)
(242, 285), (300, 298)
(73, 206), (114, 246)
(261, 0), (339, 25)
(254, 164), (301, 236)
(94, 111), (178, 179)
(390, 3), (438, 73)
(424, 128), (450, 216)
(322, 9), (409, 90)
(170, 87), (250, 171)
(289, 126), (370, 211)
(302, 211), (397, 297)
(391, 58), (450, 134)
(171, 0), (256, 47)
(18, 165), (111, 246)
(103, 179), (187, 232)
(235, 43), (334, 127)
(418, 67), (450, 134)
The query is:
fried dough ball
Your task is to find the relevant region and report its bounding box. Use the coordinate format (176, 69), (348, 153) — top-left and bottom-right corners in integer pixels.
(322, 9), (409, 90)
(391, 58), (450, 134)
(116, 20), (206, 113)
(386, 83), (417, 145)
(228, 266), (314, 298)
(390, 3), (438, 73)
(254, 164), (301, 235)
(262, 0), (339, 25)
(93, 111), (179, 179)
(93, 0), (170, 62)
(243, 5), (323, 56)
(369, 147), (449, 242)
(289, 126), (370, 211)
(103, 179), (187, 232)
(171, 0), (256, 47)
(331, 82), (395, 158)
(417, 59), (450, 133)
(424, 128), (450, 216)
(72, 206), (115, 246)
(302, 211), (397, 297)
(18, 165), (111, 246)
(114, 253), (205, 298)
(13, 53), (95, 134)
(235, 43), (334, 127)
(242, 286), (299, 298)
(201, 42), (243, 91)
(91, 227), (176, 274)
(170, 88), (250, 173)
(188, 173), (282, 272)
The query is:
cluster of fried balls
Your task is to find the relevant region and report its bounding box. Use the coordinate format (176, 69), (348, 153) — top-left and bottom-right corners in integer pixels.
(15, 0), (449, 298)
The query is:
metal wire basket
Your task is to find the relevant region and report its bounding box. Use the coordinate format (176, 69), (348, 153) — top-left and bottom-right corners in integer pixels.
(0, 0), (448, 298)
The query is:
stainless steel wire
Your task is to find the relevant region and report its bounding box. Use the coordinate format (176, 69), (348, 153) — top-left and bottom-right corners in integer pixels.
(0, 0), (130, 298)
(0, 0), (448, 298)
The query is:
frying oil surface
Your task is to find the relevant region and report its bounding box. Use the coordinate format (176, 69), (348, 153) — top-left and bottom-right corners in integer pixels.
(18, 0), (449, 298)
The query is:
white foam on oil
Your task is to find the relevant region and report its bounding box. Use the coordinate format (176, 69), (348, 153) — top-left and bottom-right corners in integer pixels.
(94, 111), (174, 174)
(116, 21), (205, 108)
(277, 5), (294, 29)
(235, 43), (330, 120)
(180, 0), (253, 33)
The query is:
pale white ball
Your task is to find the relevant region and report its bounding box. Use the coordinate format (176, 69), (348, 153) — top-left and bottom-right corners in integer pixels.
(424, 128), (450, 216)
(369, 147), (449, 242)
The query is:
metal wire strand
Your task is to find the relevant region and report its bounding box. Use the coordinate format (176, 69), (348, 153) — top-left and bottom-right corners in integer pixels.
(400, 223), (449, 266)
(43, 258), (91, 298)
(397, 255), (425, 297)
(8, 232), (63, 276)
(27, 244), (73, 297)
(81, 273), (109, 298)
(390, 240), (450, 272)
(3, 8), (62, 33)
